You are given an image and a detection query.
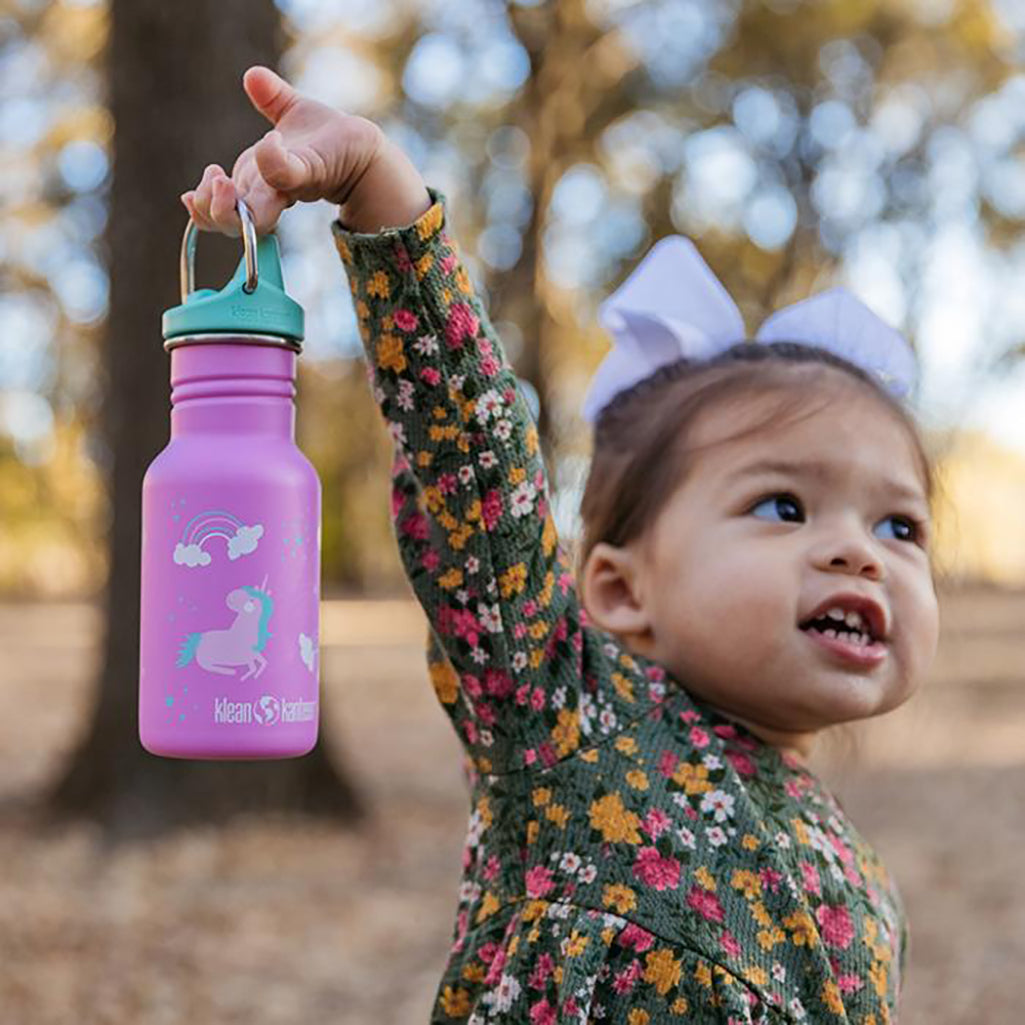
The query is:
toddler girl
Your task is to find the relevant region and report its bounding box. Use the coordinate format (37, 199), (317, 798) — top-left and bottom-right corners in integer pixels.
(184, 66), (938, 1024)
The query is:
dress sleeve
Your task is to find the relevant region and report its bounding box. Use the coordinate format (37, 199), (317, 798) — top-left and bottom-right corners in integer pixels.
(331, 189), (665, 775)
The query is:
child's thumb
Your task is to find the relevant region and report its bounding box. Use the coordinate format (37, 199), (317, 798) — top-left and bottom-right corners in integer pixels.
(253, 130), (310, 192)
(243, 65), (298, 126)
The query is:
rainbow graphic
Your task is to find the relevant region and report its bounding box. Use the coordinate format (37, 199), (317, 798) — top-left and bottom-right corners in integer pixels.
(173, 508), (264, 568)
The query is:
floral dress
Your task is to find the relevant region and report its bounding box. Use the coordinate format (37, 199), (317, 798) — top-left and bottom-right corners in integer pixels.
(331, 190), (908, 1024)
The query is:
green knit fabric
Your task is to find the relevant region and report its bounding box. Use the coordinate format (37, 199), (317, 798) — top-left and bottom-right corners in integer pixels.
(331, 191), (907, 1024)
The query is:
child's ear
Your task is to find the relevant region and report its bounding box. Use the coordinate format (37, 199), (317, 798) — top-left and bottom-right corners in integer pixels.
(579, 541), (653, 644)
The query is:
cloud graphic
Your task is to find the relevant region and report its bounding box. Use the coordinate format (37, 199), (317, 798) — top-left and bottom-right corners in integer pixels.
(299, 633), (316, 672)
(174, 542), (211, 567)
(228, 523), (264, 560)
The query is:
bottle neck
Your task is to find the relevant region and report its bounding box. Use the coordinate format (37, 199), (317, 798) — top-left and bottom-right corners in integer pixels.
(169, 339), (297, 440)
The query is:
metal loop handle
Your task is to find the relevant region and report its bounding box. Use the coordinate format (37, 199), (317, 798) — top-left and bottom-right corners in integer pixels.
(179, 196), (259, 303)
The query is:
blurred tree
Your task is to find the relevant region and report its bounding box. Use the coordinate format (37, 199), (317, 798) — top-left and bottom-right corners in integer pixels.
(46, 0), (365, 838)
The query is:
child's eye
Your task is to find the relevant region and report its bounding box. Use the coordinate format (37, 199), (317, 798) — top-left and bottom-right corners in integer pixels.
(875, 515), (923, 545)
(749, 493), (804, 523)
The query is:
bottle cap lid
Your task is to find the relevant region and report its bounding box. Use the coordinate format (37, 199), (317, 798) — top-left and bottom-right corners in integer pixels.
(162, 198), (305, 345)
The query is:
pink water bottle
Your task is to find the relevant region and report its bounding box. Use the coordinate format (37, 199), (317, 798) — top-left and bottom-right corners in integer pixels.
(139, 200), (320, 759)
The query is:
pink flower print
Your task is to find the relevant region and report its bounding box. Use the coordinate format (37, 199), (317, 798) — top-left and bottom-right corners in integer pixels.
(829, 833), (854, 867)
(612, 958), (642, 995)
(529, 997), (556, 1025)
(525, 865), (555, 898)
(483, 945), (507, 986)
(523, 748), (537, 766)
(438, 606), (480, 648)
(686, 884), (725, 923)
(646, 665), (667, 683)
(394, 243), (412, 273)
(617, 923), (655, 952)
(440, 251), (459, 276)
(438, 472), (458, 495)
(642, 809), (671, 840)
(463, 674), (483, 699)
(514, 623), (528, 640)
(528, 953), (555, 991)
(658, 751), (679, 778)
(421, 548), (440, 572)
(481, 489), (503, 531)
(690, 726), (711, 747)
(481, 355), (500, 376)
(713, 723), (737, 739)
(837, 972), (864, 994)
(398, 511), (429, 541)
(530, 687), (546, 712)
(538, 742), (558, 768)
(515, 684), (530, 706)
(800, 861), (821, 896)
(445, 303), (479, 349)
(633, 847), (680, 891)
(478, 941), (501, 965)
(463, 720), (478, 744)
(393, 308), (419, 332)
(720, 930), (741, 958)
(759, 867), (783, 893)
(784, 778), (805, 799)
(420, 366), (441, 386)
(680, 709), (701, 724)
(816, 904), (855, 949)
(522, 599), (538, 617)
(483, 854), (501, 881)
(725, 750), (757, 777)
(484, 669), (513, 699)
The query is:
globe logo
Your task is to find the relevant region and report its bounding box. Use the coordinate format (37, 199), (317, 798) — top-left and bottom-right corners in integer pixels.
(254, 694), (280, 726)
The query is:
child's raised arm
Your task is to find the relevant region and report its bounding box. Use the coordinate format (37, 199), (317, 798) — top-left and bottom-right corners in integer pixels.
(183, 68), (666, 777)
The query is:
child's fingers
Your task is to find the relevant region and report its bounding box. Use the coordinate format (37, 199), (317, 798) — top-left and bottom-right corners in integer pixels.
(242, 66), (299, 127)
(209, 175), (242, 236)
(253, 130), (311, 192)
(182, 163), (226, 231)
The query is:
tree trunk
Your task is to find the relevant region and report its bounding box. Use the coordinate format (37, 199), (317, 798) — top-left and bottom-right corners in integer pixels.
(45, 0), (365, 840)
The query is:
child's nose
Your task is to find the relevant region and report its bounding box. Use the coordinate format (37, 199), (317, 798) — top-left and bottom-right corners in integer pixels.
(814, 530), (885, 580)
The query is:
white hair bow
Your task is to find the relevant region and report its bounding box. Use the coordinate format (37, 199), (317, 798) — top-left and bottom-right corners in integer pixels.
(582, 236), (917, 424)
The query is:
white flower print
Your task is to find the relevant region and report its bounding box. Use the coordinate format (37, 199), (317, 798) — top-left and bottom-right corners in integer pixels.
(509, 480), (537, 518)
(396, 378), (415, 412)
(479, 450), (498, 469)
(485, 577), (497, 596)
(459, 880), (482, 903)
(578, 863), (598, 885)
(483, 974), (522, 1013)
(598, 707), (618, 733)
(677, 826), (697, 849)
(829, 862), (845, 885)
(470, 646), (489, 665)
(775, 831), (792, 849)
(551, 685), (568, 710)
(479, 728), (493, 747)
(372, 383), (386, 405)
(450, 373), (466, 391)
(788, 997), (806, 1020)
(413, 334), (439, 356)
(701, 753), (723, 770)
(387, 420), (406, 447)
(771, 963), (787, 984)
(459, 464), (475, 486)
(706, 826), (728, 847)
(478, 602), (503, 633)
(493, 418), (513, 441)
(465, 555), (480, 574)
(602, 642), (619, 658)
(512, 651), (528, 672)
(559, 852), (582, 874)
(475, 388), (504, 423)
(700, 789), (736, 823)
(456, 588), (470, 604)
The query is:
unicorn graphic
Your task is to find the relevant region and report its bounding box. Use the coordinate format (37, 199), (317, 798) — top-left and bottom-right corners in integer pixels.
(175, 574), (274, 681)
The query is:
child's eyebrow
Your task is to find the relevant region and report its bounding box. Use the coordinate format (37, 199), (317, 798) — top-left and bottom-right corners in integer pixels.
(725, 458), (927, 507)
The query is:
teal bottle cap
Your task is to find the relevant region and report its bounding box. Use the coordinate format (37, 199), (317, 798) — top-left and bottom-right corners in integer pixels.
(162, 198), (304, 345)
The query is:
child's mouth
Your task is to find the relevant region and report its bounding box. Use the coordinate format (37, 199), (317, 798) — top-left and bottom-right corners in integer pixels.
(800, 623), (888, 668)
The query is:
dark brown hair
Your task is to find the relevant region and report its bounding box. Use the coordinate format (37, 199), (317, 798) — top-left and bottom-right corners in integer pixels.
(576, 341), (934, 575)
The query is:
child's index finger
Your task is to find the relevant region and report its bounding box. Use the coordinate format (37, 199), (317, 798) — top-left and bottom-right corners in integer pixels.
(242, 66), (299, 127)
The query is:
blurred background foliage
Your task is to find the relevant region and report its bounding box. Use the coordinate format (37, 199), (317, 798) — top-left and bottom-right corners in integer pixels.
(4, 0), (1025, 597)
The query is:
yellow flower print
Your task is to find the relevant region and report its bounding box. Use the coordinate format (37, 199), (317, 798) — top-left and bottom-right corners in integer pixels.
(416, 253), (434, 279)
(416, 202), (443, 240)
(529, 650), (544, 669)
(477, 755), (492, 773)
(475, 892), (500, 923)
(615, 736), (638, 755)
(455, 265), (473, 294)
(579, 748), (599, 764)
(741, 834), (761, 851)
(529, 620), (549, 640)
(433, 406), (448, 420)
(417, 450), (432, 469)
(783, 910), (818, 948)
(790, 817), (811, 845)
(477, 795), (493, 828)
(589, 792), (642, 844)
(643, 949), (682, 996)
(750, 901), (773, 928)
(618, 652), (638, 672)
(694, 962), (713, 989)
(526, 820), (539, 844)
(544, 803), (569, 828)
(611, 672), (635, 702)
(428, 659), (458, 705)
(499, 562), (527, 598)
(694, 866), (717, 891)
(522, 899), (547, 922)
(437, 568), (463, 590)
(382, 314), (394, 331)
(448, 524), (473, 550)
(745, 966), (769, 989)
(525, 421), (539, 456)
(367, 269), (391, 298)
(627, 1011), (650, 1025)
(541, 513), (557, 556)
(602, 883), (637, 914)
(355, 299), (369, 321)
(430, 424), (460, 443)
(625, 769), (649, 791)
(869, 960), (888, 1000)
(551, 706), (580, 757)
(670, 997), (689, 1015)
(437, 511), (458, 531)
(731, 869), (762, 899)
(672, 762), (713, 795)
(377, 333), (406, 373)
(461, 962), (486, 983)
(532, 787), (552, 807)
(822, 979), (844, 1015)
(757, 927), (785, 951)
(422, 485), (445, 513)
(565, 930), (589, 957)
(508, 465), (526, 485)
(334, 237), (352, 264)
(439, 985), (471, 1017)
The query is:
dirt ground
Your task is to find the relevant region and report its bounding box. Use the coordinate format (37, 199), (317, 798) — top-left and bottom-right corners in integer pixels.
(1, 587), (1023, 1025)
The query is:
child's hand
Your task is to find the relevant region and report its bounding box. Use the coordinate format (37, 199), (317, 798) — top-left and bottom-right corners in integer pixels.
(181, 66), (431, 236)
